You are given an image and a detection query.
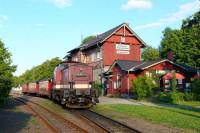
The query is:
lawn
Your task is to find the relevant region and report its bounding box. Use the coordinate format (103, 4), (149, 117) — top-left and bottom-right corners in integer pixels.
(178, 101), (200, 108)
(91, 104), (200, 132)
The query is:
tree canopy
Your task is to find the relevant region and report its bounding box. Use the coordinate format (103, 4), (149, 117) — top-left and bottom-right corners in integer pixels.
(81, 35), (96, 45)
(0, 39), (16, 103)
(142, 45), (160, 61)
(160, 11), (200, 68)
(17, 57), (61, 85)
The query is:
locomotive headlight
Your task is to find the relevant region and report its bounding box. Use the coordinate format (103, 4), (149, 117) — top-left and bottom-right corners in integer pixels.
(89, 84), (92, 88)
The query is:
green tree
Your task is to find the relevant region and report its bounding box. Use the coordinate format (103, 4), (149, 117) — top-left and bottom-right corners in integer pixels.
(160, 11), (200, 68)
(81, 35), (96, 45)
(13, 76), (20, 88)
(18, 57), (61, 85)
(159, 28), (184, 61)
(0, 39), (16, 104)
(191, 78), (200, 94)
(142, 45), (160, 61)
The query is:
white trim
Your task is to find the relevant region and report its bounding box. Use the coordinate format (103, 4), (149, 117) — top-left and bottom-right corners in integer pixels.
(127, 26), (147, 47)
(129, 62), (146, 71)
(106, 60), (117, 73)
(100, 23), (146, 47)
(129, 59), (190, 71)
(140, 59), (167, 70)
(100, 24), (126, 43)
(141, 59), (187, 70)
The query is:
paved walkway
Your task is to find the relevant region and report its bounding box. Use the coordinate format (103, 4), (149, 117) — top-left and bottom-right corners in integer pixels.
(99, 96), (141, 105)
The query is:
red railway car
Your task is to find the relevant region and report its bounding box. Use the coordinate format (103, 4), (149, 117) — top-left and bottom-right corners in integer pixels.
(22, 83), (29, 94)
(38, 79), (53, 97)
(51, 61), (98, 108)
(28, 82), (39, 94)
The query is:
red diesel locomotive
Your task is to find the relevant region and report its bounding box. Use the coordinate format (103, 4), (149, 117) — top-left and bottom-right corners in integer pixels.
(22, 61), (99, 108)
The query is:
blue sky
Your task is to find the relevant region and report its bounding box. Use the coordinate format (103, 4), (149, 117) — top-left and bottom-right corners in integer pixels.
(0, 0), (199, 76)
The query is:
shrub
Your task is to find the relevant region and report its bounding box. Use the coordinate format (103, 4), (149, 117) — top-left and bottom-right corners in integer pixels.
(184, 93), (196, 101)
(132, 76), (155, 100)
(156, 92), (184, 104)
(92, 82), (103, 97)
(191, 78), (200, 94)
(157, 92), (171, 103)
(170, 92), (184, 104)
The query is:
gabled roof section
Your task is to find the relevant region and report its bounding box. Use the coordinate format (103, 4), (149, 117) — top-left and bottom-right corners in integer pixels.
(81, 23), (124, 50)
(116, 60), (143, 71)
(107, 59), (197, 73)
(81, 22), (147, 50)
(106, 60), (144, 73)
(66, 22), (147, 56)
(129, 59), (197, 72)
(130, 59), (167, 71)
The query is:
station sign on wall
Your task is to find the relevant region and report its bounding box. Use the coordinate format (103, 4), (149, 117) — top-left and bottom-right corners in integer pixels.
(116, 44), (130, 54)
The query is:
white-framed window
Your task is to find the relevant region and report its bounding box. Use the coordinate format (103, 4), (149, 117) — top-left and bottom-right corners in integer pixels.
(96, 51), (102, 60)
(186, 83), (191, 88)
(165, 80), (169, 84)
(113, 81), (117, 89)
(72, 57), (78, 62)
(91, 53), (96, 62)
(178, 79), (182, 84)
(146, 71), (152, 77)
(165, 84), (170, 88)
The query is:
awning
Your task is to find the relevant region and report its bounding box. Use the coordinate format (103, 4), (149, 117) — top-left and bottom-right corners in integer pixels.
(163, 73), (185, 80)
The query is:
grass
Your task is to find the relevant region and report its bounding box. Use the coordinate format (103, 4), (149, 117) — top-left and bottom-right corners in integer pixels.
(91, 104), (200, 132)
(29, 117), (38, 125)
(178, 101), (200, 107)
(39, 98), (72, 117)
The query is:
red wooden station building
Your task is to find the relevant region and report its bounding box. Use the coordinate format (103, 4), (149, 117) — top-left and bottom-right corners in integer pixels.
(64, 23), (198, 96)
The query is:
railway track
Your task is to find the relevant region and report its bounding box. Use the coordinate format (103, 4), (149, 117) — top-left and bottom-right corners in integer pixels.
(13, 95), (141, 133)
(72, 109), (142, 133)
(14, 97), (87, 133)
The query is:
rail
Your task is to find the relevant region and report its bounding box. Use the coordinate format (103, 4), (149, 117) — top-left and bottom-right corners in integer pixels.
(73, 109), (142, 133)
(15, 97), (87, 133)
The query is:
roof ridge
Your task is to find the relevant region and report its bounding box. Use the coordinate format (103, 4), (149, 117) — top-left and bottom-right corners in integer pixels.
(116, 59), (141, 62)
(129, 62), (146, 71)
(81, 23), (125, 46)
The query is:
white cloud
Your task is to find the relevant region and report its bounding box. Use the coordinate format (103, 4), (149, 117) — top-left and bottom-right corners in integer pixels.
(135, 0), (200, 30)
(53, 0), (72, 8)
(121, 0), (152, 10)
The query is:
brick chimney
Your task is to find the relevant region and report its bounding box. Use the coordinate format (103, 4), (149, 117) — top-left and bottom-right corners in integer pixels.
(167, 50), (174, 61)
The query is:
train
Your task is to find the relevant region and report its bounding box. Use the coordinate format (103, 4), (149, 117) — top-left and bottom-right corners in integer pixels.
(22, 61), (99, 108)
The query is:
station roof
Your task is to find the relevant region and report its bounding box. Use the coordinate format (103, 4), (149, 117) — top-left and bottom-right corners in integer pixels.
(67, 22), (147, 55)
(107, 59), (197, 73)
